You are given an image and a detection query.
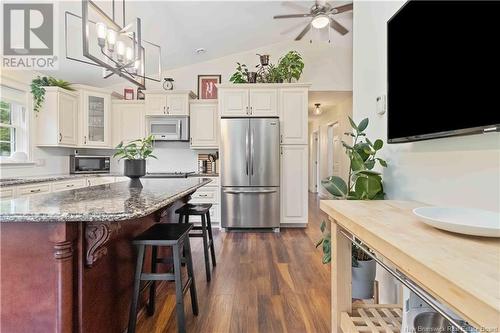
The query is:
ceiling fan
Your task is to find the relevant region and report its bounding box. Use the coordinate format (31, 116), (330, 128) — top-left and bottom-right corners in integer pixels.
(273, 1), (353, 41)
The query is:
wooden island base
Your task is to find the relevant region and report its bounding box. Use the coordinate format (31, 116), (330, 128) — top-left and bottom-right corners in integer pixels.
(1, 198), (188, 333)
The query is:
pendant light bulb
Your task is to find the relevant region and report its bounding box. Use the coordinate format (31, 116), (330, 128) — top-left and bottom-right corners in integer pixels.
(125, 47), (134, 61)
(315, 103), (322, 115)
(96, 22), (107, 48)
(106, 29), (117, 52)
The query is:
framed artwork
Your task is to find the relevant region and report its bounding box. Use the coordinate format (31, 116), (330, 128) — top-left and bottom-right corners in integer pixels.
(124, 88), (134, 100)
(197, 75), (221, 100)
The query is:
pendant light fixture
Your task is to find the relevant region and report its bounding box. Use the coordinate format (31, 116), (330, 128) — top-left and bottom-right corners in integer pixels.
(314, 103), (322, 115)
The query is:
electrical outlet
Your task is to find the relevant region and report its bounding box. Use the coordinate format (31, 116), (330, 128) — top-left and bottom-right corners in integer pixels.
(376, 95), (386, 115)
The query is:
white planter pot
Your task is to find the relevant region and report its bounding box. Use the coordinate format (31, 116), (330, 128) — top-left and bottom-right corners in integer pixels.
(352, 259), (376, 299)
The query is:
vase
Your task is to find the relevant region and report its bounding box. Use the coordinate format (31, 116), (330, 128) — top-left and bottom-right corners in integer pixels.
(352, 259), (376, 299)
(247, 72), (258, 83)
(124, 159), (146, 179)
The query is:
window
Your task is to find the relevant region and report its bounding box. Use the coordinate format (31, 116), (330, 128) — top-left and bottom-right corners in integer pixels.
(0, 84), (29, 162)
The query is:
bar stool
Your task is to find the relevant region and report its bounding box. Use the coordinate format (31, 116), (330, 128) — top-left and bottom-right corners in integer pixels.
(175, 203), (216, 282)
(128, 223), (198, 333)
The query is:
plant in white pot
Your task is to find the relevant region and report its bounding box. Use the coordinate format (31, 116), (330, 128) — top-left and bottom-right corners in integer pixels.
(316, 116), (388, 300)
(113, 135), (157, 180)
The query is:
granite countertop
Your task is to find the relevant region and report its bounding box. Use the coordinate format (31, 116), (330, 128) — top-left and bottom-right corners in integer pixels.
(0, 173), (122, 188)
(0, 178), (211, 223)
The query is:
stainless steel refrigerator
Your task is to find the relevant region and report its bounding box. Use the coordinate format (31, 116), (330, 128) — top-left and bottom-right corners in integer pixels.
(220, 118), (280, 229)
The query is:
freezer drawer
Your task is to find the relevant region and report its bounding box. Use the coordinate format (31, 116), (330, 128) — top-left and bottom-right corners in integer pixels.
(221, 187), (280, 228)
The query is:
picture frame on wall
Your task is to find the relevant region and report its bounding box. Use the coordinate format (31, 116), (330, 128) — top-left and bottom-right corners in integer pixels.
(124, 88), (134, 100)
(197, 75), (221, 100)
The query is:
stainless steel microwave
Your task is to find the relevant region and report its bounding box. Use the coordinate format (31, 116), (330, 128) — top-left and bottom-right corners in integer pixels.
(146, 116), (189, 141)
(70, 155), (110, 174)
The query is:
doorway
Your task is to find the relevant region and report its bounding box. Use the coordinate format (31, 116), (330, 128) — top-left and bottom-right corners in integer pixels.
(327, 122), (341, 178)
(311, 131), (319, 193)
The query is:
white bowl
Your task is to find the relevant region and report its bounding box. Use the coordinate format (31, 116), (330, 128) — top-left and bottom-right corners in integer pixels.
(413, 207), (500, 238)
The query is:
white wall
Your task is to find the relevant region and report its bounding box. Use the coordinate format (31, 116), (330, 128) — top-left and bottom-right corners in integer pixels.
(107, 40), (353, 93)
(353, 0), (500, 305)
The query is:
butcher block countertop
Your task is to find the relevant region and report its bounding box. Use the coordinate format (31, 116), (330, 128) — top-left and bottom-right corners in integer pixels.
(320, 200), (500, 331)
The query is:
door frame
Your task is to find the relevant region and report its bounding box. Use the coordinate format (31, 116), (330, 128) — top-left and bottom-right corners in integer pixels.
(310, 130), (319, 193)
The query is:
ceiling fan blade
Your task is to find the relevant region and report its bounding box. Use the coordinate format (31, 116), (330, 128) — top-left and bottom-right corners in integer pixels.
(281, 1), (310, 13)
(295, 23), (311, 41)
(274, 13), (312, 19)
(330, 3), (353, 14)
(280, 19), (310, 35)
(330, 19), (349, 35)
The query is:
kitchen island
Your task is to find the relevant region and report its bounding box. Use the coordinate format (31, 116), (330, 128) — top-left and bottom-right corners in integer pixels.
(320, 200), (500, 333)
(0, 177), (210, 333)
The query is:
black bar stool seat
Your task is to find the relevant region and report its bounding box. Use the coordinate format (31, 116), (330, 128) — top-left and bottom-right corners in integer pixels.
(128, 223), (198, 333)
(175, 203), (216, 282)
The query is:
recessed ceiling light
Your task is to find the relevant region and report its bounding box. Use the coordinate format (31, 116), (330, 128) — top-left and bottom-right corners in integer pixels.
(195, 48), (206, 55)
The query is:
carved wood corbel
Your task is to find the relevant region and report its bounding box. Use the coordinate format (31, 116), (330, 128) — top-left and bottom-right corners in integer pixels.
(85, 222), (121, 267)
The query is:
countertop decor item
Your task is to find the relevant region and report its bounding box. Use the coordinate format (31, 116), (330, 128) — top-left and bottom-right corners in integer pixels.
(197, 75), (221, 99)
(113, 135), (157, 182)
(163, 77), (174, 90)
(64, 0), (161, 89)
(30, 76), (74, 113)
(413, 207), (500, 238)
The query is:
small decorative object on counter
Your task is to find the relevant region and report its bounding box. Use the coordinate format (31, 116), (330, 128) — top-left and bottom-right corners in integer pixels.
(137, 87), (145, 100)
(162, 77), (174, 90)
(316, 116), (387, 299)
(197, 74), (221, 99)
(113, 135), (157, 185)
(30, 76), (75, 113)
(124, 88), (134, 100)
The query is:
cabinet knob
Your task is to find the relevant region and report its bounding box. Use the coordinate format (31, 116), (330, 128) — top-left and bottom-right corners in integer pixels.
(163, 106), (166, 114)
(84, 136), (87, 144)
(250, 106), (253, 115)
(59, 133), (62, 142)
(246, 106), (249, 115)
(167, 106), (170, 114)
(280, 134), (283, 143)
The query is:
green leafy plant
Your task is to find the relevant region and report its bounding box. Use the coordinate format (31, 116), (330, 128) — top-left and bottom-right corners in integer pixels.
(113, 135), (157, 160)
(30, 76), (74, 113)
(317, 117), (387, 265)
(229, 62), (249, 83)
(261, 64), (284, 83)
(277, 51), (304, 83)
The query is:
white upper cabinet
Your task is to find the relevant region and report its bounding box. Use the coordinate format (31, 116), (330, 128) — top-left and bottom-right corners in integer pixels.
(190, 100), (218, 148)
(36, 87), (78, 147)
(81, 90), (111, 147)
(219, 87), (278, 117)
(112, 100), (145, 146)
(281, 145), (308, 225)
(249, 89), (278, 116)
(279, 88), (308, 145)
(219, 89), (249, 116)
(144, 91), (195, 116)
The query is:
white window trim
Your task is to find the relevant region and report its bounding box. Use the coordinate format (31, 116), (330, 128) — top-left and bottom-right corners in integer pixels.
(0, 75), (33, 165)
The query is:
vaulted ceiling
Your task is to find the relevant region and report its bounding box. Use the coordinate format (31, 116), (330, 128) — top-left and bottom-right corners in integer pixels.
(48, 1), (353, 86)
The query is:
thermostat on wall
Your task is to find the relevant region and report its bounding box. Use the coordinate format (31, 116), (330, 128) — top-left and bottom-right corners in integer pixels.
(376, 95), (387, 115)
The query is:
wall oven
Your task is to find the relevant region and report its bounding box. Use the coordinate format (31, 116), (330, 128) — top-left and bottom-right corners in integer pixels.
(70, 155), (110, 174)
(146, 116), (189, 141)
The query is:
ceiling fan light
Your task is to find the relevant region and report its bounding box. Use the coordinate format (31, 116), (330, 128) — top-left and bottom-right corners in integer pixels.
(311, 14), (330, 29)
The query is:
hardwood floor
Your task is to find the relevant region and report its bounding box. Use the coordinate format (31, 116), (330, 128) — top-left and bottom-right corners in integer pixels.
(137, 192), (331, 333)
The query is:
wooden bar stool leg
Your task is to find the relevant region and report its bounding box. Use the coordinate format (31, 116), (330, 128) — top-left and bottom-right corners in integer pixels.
(183, 238), (199, 316)
(178, 214), (183, 224)
(128, 244), (146, 333)
(147, 245), (158, 316)
(201, 214), (211, 282)
(173, 243), (186, 333)
(206, 212), (216, 267)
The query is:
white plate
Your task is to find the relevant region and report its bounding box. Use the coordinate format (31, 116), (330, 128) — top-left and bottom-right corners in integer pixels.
(413, 207), (500, 238)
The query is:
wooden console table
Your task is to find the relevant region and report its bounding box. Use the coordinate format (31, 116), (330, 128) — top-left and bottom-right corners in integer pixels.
(320, 200), (500, 333)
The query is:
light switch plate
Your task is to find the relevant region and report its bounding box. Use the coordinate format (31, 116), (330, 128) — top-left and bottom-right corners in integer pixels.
(376, 95), (386, 115)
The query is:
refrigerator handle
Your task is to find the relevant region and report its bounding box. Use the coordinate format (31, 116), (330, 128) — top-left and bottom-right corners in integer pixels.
(250, 128), (254, 175)
(223, 189), (277, 194)
(245, 125), (249, 175)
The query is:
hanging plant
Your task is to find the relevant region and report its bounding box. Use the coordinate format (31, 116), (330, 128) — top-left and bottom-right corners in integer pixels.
(30, 76), (75, 113)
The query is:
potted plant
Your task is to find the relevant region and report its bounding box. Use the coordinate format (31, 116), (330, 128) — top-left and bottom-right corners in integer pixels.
(229, 62), (249, 83)
(113, 135), (157, 179)
(30, 76), (74, 113)
(316, 117), (388, 299)
(277, 51), (305, 83)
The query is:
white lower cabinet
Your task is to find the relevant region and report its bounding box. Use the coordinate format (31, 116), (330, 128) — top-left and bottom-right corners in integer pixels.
(188, 177), (220, 225)
(51, 179), (87, 192)
(280, 145), (308, 226)
(17, 184), (51, 197)
(86, 177), (116, 187)
(0, 188), (15, 199)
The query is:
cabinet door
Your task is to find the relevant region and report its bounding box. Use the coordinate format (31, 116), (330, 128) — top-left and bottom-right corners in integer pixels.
(281, 145), (308, 225)
(145, 94), (167, 115)
(190, 103), (218, 148)
(279, 88), (308, 145)
(112, 103), (145, 146)
(82, 92), (110, 147)
(219, 89), (249, 116)
(249, 89), (278, 116)
(166, 94), (189, 115)
(58, 92), (78, 146)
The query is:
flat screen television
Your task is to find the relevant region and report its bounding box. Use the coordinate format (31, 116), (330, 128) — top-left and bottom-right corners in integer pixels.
(387, 1), (500, 143)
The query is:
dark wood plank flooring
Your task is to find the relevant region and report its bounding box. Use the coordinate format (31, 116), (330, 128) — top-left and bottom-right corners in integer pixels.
(137, 193), (331, 333)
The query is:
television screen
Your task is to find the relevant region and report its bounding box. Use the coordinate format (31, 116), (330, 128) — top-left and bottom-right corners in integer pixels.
(387, 1), (500, 143)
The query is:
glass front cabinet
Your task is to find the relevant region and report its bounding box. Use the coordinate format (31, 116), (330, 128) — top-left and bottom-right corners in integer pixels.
(81, 91), (111, 147)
